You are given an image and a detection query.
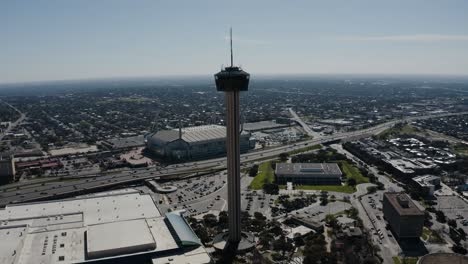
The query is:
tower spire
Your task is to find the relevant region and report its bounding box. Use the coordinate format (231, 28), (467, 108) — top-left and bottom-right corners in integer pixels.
(230, 27), (233, 67)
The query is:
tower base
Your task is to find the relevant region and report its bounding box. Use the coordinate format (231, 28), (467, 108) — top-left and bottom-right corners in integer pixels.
(212, 231), (255, 254)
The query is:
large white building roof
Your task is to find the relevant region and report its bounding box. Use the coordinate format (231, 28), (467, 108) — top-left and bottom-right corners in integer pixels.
(0, 190), (210, 264)
(86, 219), (156, 259)
(148, 125), (250, 144)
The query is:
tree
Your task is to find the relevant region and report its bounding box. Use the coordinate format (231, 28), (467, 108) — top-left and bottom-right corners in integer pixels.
(293, 233), (305, 247)
(202, 213), (217, 227)
(448, 219), (458, 228)
(273, 235), (293, 256)
(249, 164), (259, 177)
(346, 207), (359, 219)
(367, 186), (377, 194)
(218, 211), (228, 229)
(263, 183), (279, 195)
(348, 178), (357, 186)
(435, 210), (447, 223)
(452, 244), (468, 254)
(279, 152), (289, 161)
(258, 231), (274, 249)
(376, 181), (385, 190)
(324, 214), (338, 228)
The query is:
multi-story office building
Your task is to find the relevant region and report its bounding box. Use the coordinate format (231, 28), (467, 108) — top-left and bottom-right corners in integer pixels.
(383, 192), (425, 239)
(275, 163), (342, 185)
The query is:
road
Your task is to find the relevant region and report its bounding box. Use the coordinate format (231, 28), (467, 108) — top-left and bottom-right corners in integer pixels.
(288, 107), (317, 137)
(0, 99), (26, 141)
(0, 111), (467, 208)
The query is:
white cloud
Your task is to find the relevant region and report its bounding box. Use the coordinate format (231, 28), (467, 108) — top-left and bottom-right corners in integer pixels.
(335, 34), (468, 42)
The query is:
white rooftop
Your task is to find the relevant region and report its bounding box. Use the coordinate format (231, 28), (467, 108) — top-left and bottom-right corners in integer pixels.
(87, 219), (156, 259)
(0, 192), (161, 226)
(0, 191), (209, 264)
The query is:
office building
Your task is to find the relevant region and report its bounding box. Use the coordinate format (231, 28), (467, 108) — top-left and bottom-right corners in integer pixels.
(382, 192), (425, 239)
(412, 175), (441, 196)
(275, 163), (342, 185)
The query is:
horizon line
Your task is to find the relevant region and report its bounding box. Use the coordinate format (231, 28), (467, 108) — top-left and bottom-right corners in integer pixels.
(2, 72), (468, 86)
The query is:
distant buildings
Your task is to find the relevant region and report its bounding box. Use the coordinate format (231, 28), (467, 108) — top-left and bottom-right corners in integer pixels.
(145, 125), (255, 160)
(275, 163), (342, 185)
(0, 190), (211, 264)
(15, 158), (62, 173)
(0, 155), (15, 184)
(412, 175), (441, 196)
(383, 192), (424, 239)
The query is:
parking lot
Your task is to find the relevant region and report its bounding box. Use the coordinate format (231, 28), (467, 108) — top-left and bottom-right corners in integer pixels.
(437, 195), (468, 233)
(286, 201), (352, 222)
(360, 192), (400, 252)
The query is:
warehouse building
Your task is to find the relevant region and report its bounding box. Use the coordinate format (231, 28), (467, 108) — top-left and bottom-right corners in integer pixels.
(383, 192), (425, 239)
(275, 163), (342, 185)
(145, 125), (255, 160)
(0, 190), (210, 264)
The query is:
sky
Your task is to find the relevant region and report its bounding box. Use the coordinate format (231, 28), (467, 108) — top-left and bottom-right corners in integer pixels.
(1, 0), (468, 83)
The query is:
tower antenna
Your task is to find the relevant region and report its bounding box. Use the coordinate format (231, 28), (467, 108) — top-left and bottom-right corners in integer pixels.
(230, 27), (233, 67)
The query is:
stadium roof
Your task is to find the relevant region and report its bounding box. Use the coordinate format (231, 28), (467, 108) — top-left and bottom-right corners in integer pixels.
(148, 125), (250, 144)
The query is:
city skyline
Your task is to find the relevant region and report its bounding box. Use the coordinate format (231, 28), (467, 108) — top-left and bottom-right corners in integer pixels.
(2, 0), (468, 83)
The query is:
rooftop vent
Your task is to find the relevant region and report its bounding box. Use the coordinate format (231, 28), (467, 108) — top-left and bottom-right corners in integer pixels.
(396, 194), (409, 208)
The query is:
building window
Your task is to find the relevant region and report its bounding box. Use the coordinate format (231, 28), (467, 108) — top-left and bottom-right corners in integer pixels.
(61, 232), (67, 237)
(58, 256), (65, 261)
(60, 244), (64, 248)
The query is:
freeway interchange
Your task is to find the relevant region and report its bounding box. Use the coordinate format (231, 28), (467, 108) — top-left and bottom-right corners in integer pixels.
(0, 111), (466, 208)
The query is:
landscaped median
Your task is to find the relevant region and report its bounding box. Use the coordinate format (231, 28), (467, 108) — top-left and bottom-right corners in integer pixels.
(249, 161), (275, 190)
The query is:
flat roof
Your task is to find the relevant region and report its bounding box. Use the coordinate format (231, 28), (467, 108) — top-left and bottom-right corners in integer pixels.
(0, 191), (199, 264)
(243, 120), (288, 131)
(0, 192), (161, 225)
(276, 163), (342, 176)
(87, 219), (156, 259)
(413, 175), (440, 188)
(384, 192), (424, 216)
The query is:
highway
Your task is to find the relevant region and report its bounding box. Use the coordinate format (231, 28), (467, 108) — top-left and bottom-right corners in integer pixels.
(0, 99), (26, 142)
(0, 111), (467, 207)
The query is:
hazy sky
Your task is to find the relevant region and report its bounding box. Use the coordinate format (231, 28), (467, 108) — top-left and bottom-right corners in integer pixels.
(2, 0), (468, 83)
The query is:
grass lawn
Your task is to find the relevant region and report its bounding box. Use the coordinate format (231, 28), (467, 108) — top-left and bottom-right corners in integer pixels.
(339, 161), (369, 184)
(280, 184), (356, 194)
(249, 161), (275, 190)
(393, 257), (418, 264)
(420, 227), (445, 244)
(453, 143), (468, 156)
(421, 227), (431, 240)
(428, 230), (445, 244)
